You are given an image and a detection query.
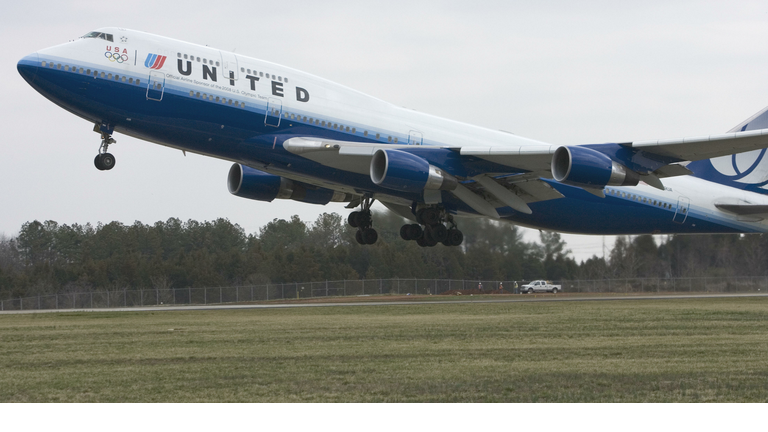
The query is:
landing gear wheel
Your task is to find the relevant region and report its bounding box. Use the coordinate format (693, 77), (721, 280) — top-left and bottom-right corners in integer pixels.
(361, 228), (378, 245)
(94, 155), (105, 171)
(348, 212), (360, 228)
(428, 224), (448, 243)
(409, 224), (423, 240)
(100, 153), (116, 170)
(94, 153), (116, 171)
(355, 229), (365, 245)
(447, 228), (463, 246)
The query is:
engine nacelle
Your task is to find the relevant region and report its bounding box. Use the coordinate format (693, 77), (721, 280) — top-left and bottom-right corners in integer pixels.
(227, 164), (350, 205)
(370, 149), (457, 193)
(551, 146), (639, 188)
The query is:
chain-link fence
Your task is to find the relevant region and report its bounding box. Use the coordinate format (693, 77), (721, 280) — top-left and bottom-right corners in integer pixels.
(2, 276), (767, 311)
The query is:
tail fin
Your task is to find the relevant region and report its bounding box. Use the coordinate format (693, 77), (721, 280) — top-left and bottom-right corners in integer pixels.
(688, 105), (768, 194)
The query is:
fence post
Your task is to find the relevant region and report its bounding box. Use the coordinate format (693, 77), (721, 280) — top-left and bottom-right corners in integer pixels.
(124, 290), (127, 307)
(362, 279), (365, 295)
(344, 280), (346, 297)
(219, 287), (222, 304)
(204, 288), (207, 305)
(140, 290), (143, 306)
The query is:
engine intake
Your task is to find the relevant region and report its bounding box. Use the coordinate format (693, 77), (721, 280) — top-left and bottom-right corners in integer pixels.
(370, 149), (457, 193)
(551, 146), (639, 188)
(227, 164), (351, 205)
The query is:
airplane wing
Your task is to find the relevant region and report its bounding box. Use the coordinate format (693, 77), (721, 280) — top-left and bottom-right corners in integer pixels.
(630, 128), (768, 162)
(283, 137), (561, 218)
(284, 126), (768, 217)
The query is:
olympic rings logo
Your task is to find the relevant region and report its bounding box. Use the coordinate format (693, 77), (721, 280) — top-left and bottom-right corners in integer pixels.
(105, 52), (129, 63)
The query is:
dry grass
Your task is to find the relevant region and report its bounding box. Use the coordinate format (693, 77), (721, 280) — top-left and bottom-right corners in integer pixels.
(1, 297), (768, 402)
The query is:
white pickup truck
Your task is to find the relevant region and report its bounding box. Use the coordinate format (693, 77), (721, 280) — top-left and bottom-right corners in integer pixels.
(520, 280), (561, 294)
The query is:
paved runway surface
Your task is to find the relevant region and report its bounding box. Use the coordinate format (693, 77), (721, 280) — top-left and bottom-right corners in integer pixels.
(2, 292), (767, 315)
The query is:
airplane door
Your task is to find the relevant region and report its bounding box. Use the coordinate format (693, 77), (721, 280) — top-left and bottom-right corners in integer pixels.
(408, 131), (423, 145)
(220, 51), (238, 82)
(265, 98), (282, 127)
(673, 196), (690, 224)
(147, 71), (165, 101)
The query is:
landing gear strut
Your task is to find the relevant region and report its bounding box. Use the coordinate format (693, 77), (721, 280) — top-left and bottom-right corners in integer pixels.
(400, 206), (463, 247)
(348, 196), (378, 245)
(94, 123), (116, 171)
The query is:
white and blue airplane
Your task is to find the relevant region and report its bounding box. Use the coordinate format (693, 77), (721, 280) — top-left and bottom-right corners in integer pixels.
(17, 27), (768, 247)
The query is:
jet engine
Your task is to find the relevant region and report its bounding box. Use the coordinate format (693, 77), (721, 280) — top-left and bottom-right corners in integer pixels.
(370, 149), (457, 193)
(227, 164), (350, 205)
(551, 146), (639, 188)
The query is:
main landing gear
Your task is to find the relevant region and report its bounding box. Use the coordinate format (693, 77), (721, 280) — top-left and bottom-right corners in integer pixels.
(348, 197), (378, 245)
(400, 207), (463, 247)
(94, 124), (116, 171)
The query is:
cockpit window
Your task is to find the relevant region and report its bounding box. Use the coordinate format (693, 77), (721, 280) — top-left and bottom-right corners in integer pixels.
(82, 31), (114, 42)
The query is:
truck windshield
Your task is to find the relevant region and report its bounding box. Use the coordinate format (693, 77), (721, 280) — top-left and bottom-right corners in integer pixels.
(82, 31), (114, 42)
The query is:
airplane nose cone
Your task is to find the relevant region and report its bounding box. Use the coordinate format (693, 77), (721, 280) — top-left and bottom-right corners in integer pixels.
(17, 53), (40, 84)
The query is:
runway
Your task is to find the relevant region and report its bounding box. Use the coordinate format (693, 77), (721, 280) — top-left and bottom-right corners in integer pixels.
(1, 292), (767, 315)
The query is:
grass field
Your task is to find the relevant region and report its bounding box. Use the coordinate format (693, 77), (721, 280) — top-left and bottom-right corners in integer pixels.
(1, 296), (768, 402)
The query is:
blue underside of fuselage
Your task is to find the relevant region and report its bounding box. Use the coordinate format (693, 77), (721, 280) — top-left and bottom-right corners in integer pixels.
(17, 55), (755, 235)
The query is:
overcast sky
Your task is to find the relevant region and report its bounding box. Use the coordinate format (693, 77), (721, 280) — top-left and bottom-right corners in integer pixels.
(3, 1), (768, 261)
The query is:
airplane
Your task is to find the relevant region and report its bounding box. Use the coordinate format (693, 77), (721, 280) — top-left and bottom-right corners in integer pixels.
(16, 27), (768, 247)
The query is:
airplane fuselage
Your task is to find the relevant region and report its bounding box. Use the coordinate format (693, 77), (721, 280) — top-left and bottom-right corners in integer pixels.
(17, 28), (768, 237)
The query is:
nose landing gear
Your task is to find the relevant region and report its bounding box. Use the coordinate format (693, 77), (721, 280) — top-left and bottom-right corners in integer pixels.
(94, 123), (116, 171)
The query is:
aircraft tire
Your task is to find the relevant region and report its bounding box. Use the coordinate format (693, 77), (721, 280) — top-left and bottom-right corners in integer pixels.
(355, 229), (365, 244)
(429, 224), (448, 243)
(400, 225), (410, 240)
(362, 228), (378, 244)
(447, 229), (463, 246)
(348, 212), (360, 228)
(94, 155), (105, 171)
(100, 153), (116, 170)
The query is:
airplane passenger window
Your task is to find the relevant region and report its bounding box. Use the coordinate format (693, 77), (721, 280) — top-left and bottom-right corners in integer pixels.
(184, 54), (189, 59)
(285, 78), (288, 83)
(376, 133), (380, 139)
(364, 131), (368, 137)
(278, 77), (282, 82)
(216, 62), (220, 67)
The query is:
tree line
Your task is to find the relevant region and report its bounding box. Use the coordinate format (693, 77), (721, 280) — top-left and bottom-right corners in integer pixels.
(0, 211), (766, 299)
